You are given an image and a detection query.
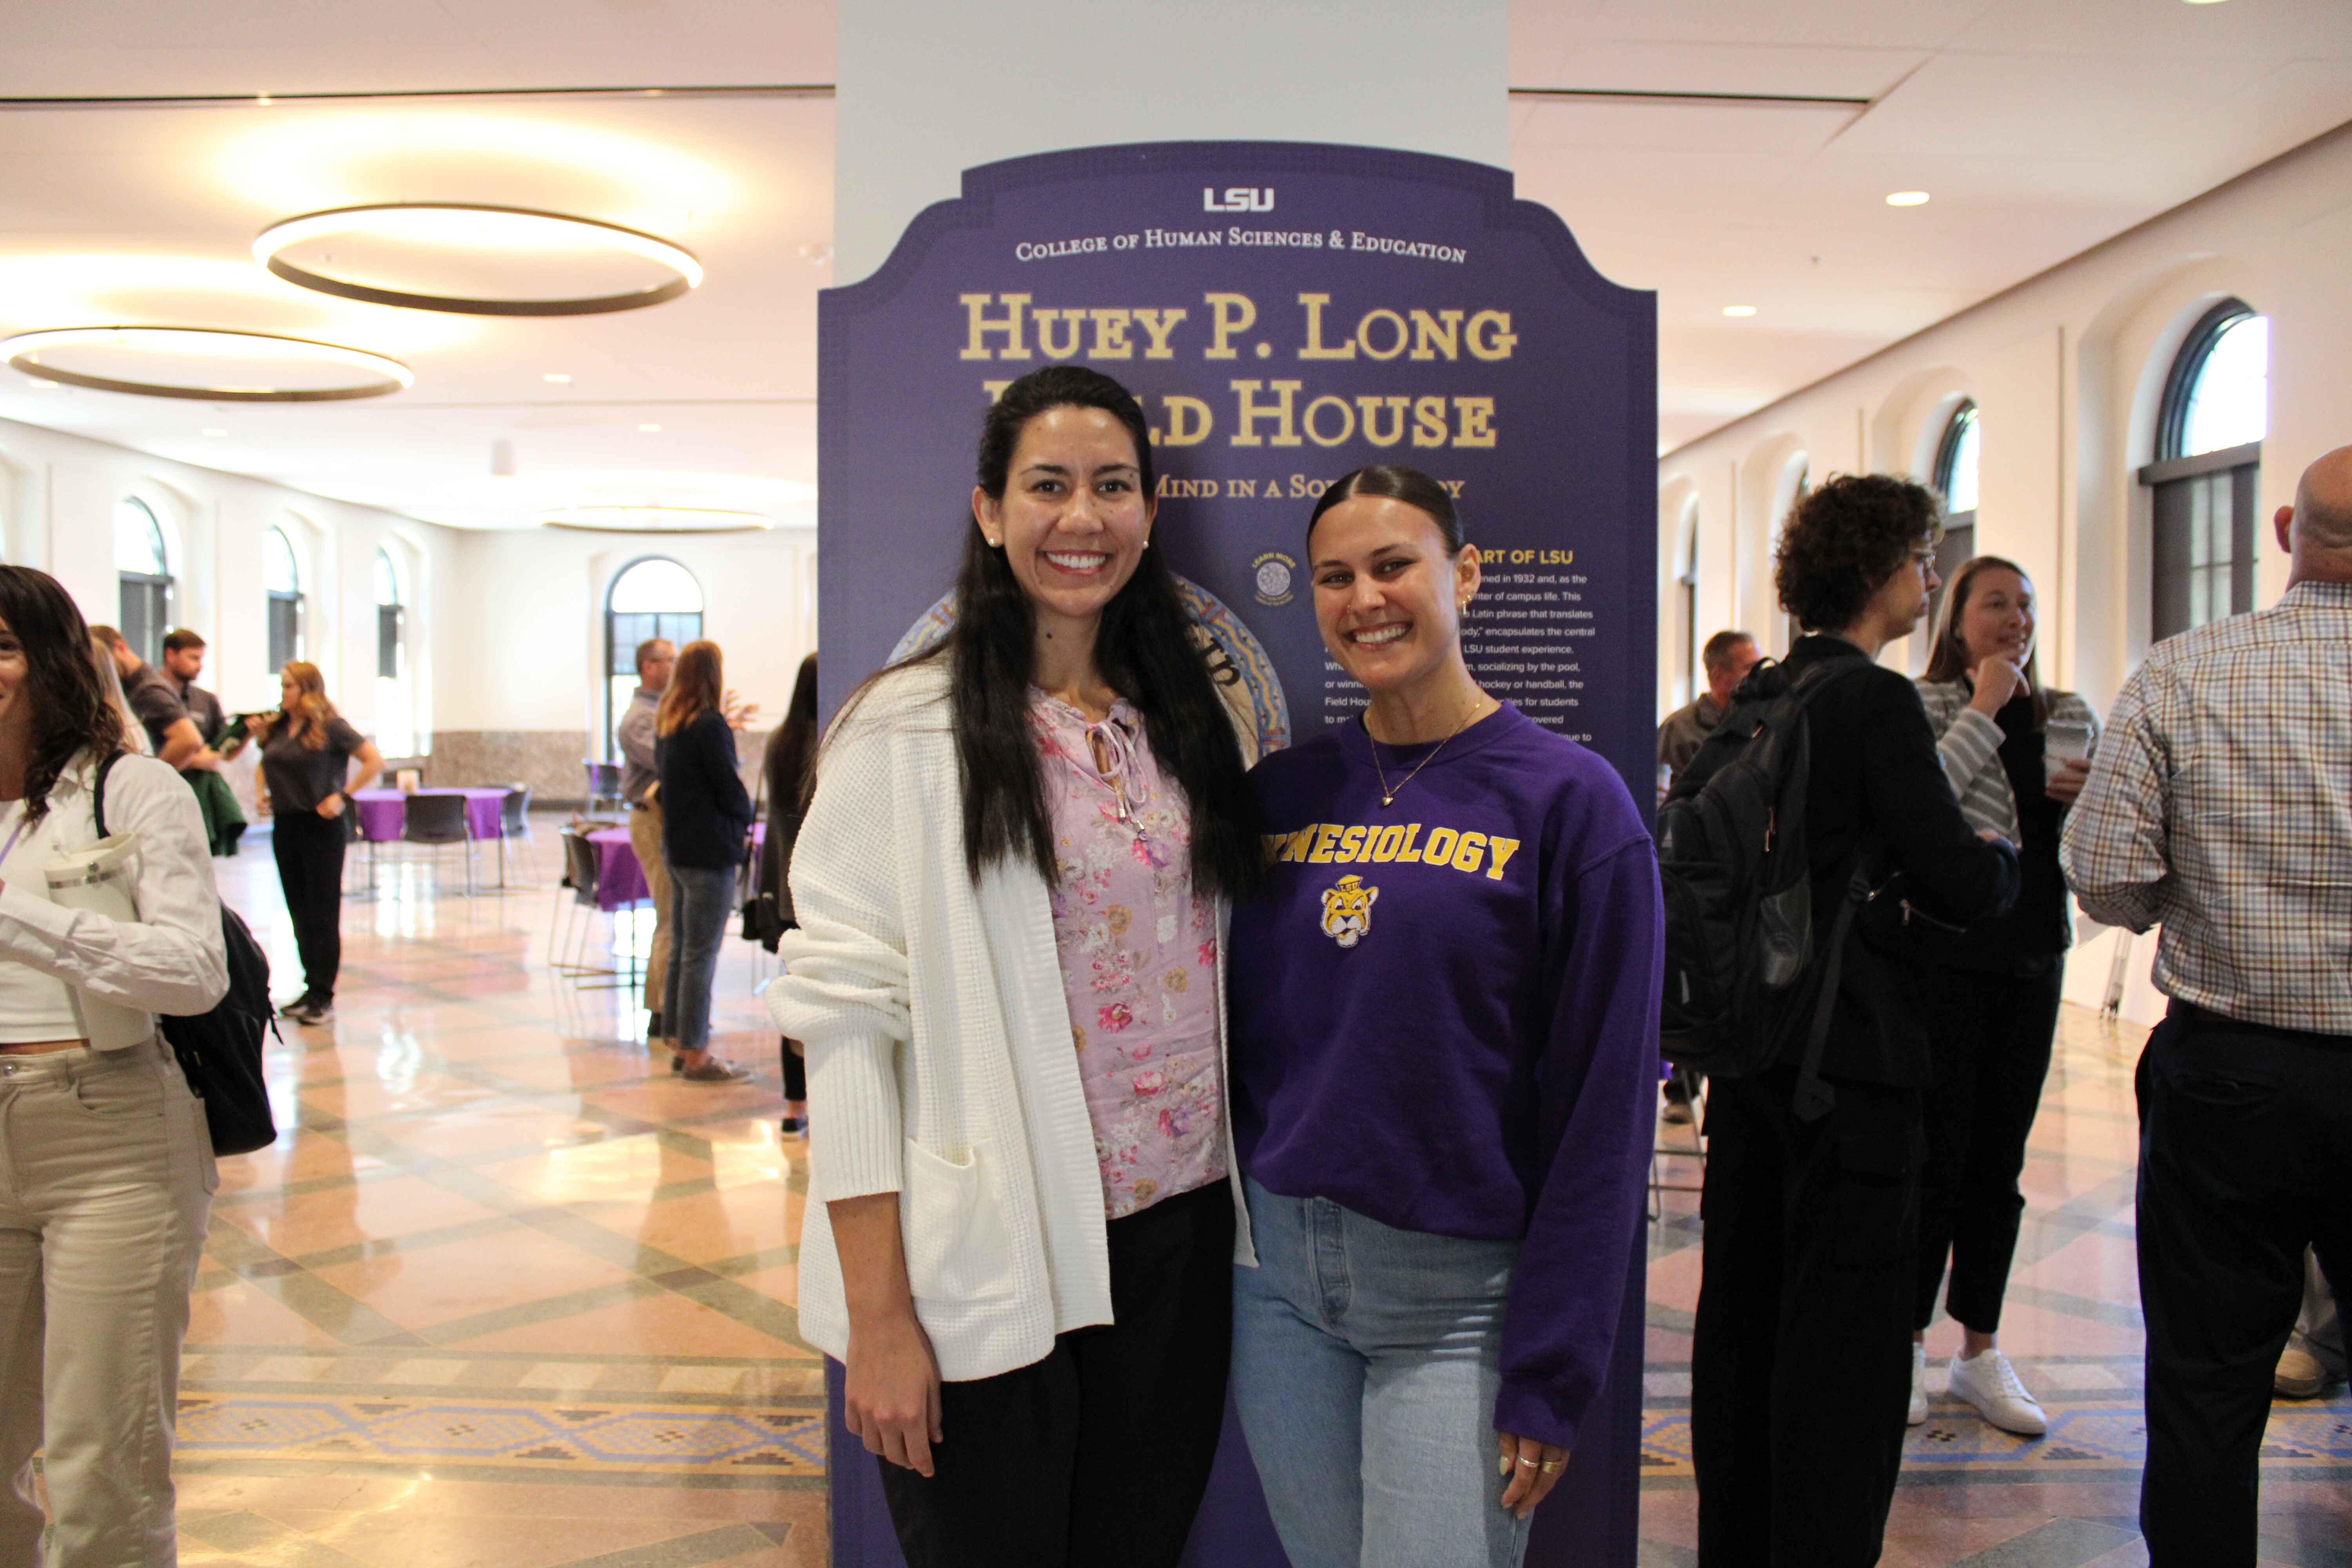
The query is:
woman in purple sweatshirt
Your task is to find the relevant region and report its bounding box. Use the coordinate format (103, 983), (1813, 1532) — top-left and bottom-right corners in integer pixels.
(1227, 465), (1663, 1567)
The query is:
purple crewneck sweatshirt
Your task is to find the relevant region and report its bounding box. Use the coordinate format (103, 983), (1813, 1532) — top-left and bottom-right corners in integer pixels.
(1229, 702), (1662, 1450)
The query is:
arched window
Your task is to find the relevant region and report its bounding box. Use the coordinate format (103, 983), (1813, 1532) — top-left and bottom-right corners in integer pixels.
(1673, 505), (1700, 707)
(373, 548), (416, 756)
(115, 498), (172, 664)
(2143, 300), (2266, 640)
(1927, 401), (1980, 652)
(604, 557), (704, 759)
(264, 526), (303, 672)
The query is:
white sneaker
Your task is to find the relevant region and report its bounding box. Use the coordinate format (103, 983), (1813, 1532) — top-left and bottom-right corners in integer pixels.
(1907, 1342), (1928, 1426)
(1948, 1348), (2046, 1437)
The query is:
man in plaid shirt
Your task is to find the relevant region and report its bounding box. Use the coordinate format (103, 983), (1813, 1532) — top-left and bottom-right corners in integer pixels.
(2062, 445), (2352, 1567)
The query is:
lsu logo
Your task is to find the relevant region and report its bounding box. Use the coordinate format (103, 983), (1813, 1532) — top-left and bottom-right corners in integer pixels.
(1319, 874), (1378, 949)
(1203, 186), (1274, 212)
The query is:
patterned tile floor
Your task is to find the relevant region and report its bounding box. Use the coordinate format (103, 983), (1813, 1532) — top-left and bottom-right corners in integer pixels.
(129, 820), (2348, 1565)
(171, 822), (825, 1567)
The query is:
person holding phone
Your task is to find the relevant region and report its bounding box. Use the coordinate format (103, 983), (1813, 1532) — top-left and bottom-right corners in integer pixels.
(251, 661), (382, 1026)
(1910, 555), (2099, 1434)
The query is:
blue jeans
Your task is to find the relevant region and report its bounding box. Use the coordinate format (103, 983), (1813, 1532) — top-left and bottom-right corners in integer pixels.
(1231, 1176), (1530, 1568)
(662, 864), (735, 1049)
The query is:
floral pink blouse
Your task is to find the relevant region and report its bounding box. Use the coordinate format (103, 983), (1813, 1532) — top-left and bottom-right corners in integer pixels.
(1032, 691), (1226, 1220)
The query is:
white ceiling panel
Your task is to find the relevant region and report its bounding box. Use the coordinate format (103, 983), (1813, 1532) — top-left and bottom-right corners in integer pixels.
(0, 0), (2345, 517)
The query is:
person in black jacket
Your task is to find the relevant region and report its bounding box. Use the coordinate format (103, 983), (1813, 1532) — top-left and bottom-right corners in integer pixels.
(1687, 474), (2020, 1568)
(755, 653), (816, 1131)
(654, 640), (754, 1084)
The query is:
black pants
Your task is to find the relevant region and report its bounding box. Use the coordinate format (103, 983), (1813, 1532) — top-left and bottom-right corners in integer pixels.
(1915, 964), (2062, 1333)
(1691, 1069), (1922, 1568)
(878, 1181), (1235, 1568)
(778, 1039), (806, 1100)
(2137, 1003), (2352, 1567)
(271, 810), (346, 1004)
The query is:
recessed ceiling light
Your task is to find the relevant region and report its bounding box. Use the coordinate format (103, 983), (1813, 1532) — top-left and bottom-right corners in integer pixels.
(0, 326), (412, 403)
(1886, 191), (1931, 207)
(2181, 0), (2228, 6)
(543, 372), (572, 383)
(27, 377), (58, 389)
(201, 427), (227, 436)
(253, 203), (703, 317)
(1722, 305), (1757, 317)
(637, 423), (662, 432)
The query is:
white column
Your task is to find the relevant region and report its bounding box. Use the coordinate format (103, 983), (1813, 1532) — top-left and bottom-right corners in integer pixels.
(835, 0), (1508, 286)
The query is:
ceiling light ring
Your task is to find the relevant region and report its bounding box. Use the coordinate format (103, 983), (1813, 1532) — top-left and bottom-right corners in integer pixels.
(256, 203), (702, 317)
(2, 325), (412, 403)
(539, 505), (771, 535)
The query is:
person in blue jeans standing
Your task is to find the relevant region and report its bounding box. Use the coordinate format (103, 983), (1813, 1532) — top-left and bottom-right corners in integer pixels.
(654, 639), (753, 1084)
(1227, 466), (1663, 1568)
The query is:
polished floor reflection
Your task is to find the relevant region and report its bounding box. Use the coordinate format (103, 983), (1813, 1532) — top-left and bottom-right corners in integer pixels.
(163, 823), (2349, 1567)
(1640, 1006), (2352, 1567)
(178, 821), (821, 1567)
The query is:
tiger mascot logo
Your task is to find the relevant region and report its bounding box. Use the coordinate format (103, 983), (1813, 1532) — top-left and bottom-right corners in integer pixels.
(1319, 874), (1378, 948)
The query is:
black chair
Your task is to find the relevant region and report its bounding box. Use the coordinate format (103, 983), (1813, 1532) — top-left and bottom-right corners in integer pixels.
(402, 792), (477, 896)
(552, 829), (634, 989)
(583, 760), (623, 815)
(492, 785), (532, 889)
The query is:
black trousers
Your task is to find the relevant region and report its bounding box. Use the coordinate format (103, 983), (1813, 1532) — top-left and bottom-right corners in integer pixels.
(778, 1039), (806, 1100)
(1691, 1069), (1922, 1568)
(271, 810), (346, 1004)
(878, 1181), (1235, 1568)
(1915, 964), (2062, 1333)
(2137, 1003), (2352, 1567)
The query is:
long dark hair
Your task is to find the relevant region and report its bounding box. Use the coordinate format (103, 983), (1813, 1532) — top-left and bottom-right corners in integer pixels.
(886, 366), (1259, 898)
(771, 653), (820, 811)
(1922, 554), (2054, 727)
(0, 566), (125, 824)
(656, 640), (724, 737)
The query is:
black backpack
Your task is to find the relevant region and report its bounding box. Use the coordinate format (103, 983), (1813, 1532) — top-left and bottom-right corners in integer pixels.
(95, 753), (279, 1156)
(1655, 655), (1874, 1122)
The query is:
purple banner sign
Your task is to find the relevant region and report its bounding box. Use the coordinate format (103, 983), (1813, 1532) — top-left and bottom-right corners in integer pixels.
(819, 141), (1655, 1568)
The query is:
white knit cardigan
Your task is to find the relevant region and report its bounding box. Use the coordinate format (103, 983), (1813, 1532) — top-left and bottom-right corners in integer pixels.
(767, 661), (1252, 1381)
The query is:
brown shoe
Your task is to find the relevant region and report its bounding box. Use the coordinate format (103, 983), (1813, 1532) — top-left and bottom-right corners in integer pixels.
(2276, 1345), (2332, 1399)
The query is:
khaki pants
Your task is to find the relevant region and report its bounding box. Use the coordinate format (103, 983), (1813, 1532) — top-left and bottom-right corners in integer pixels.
(628, 802), (673, 1019)
(0, 1042), (215, 1568)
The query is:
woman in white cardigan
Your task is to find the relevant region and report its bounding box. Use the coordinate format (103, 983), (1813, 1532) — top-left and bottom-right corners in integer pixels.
(1909, 555), (2099, 1439)
(769, 367), (1262, 1568)
(0, 566), (229, 1568)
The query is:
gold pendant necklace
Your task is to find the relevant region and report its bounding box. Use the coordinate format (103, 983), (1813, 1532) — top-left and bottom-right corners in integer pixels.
(1367, 700), (1485, 808)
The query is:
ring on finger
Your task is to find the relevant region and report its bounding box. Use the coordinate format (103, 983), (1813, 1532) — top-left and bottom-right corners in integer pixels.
(1539, 1459), (1562, 1473)
(1514, 1455), (1539, 1467)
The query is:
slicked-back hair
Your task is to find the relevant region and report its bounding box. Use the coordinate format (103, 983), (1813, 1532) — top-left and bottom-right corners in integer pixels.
(163, 628), (206, 654)
(1306, 465), (1464, 554)
(0, 567), (123, 824)
(1774, 472), (1943, 635)
(849, 366), (1261, 901)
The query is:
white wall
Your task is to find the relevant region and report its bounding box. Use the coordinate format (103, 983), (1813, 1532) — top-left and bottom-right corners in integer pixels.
(0, 413), (456, 728)
(436, 524), (818, 738)
(1656, 120), (2352, 1025)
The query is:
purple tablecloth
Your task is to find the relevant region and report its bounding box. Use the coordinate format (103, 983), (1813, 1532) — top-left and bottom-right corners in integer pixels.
(353, 788), (510, 843)
(586, 823), (764, 913)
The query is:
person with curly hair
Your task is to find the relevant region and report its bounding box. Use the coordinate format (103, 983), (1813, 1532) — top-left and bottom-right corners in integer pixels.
(1685, 473), (2019, 1567)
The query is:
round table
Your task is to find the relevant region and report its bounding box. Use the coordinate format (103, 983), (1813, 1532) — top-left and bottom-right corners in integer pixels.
(352, 788), (511, 843)
(585, 824), (764, 913)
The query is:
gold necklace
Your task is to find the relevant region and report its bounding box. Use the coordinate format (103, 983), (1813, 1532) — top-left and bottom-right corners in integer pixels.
(1366, 700), (1485, 808)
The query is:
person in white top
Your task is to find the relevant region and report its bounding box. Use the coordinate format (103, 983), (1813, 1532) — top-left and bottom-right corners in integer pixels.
(769, 367), (1263, 1568)
(0, 566), (230, 1568)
